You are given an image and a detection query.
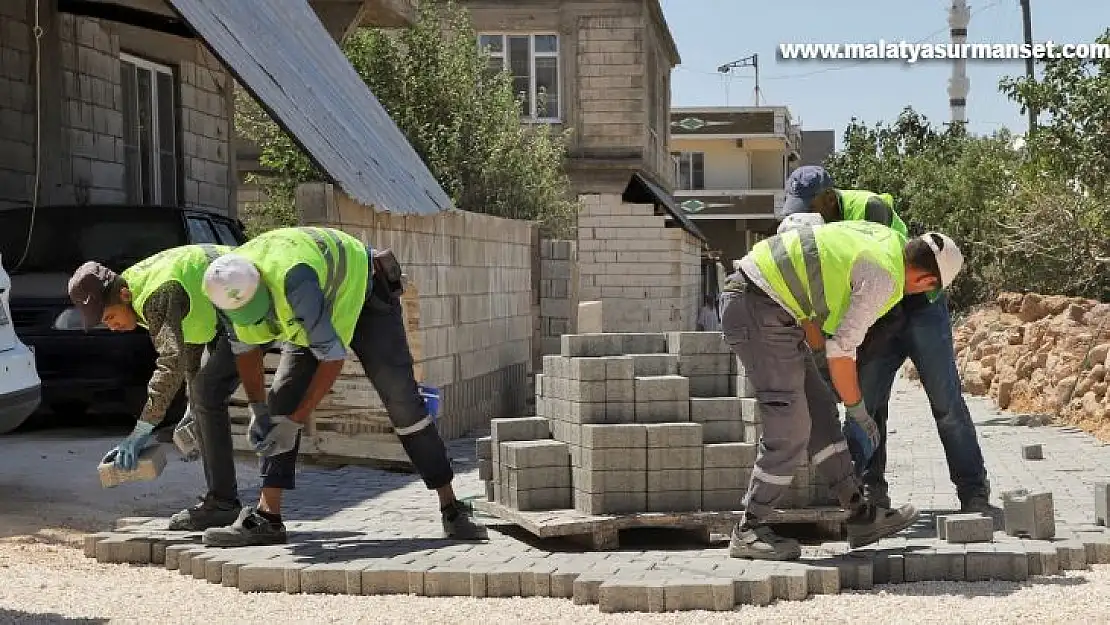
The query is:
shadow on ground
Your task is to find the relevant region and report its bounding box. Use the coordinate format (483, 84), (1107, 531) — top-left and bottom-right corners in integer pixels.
(0, 608), (106, 624)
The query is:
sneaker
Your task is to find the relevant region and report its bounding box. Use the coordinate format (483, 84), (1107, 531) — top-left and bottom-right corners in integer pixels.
(202, 507), (287, 548)
(168, 495), (242, 531)
(846, 503), (920, 549)
(728, 522), (802, 561)
(863, 484), (891, 509)
(441, 500), (488, 540)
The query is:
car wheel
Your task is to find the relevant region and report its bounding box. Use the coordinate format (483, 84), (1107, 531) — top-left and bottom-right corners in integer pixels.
(0, 411), (33, 435)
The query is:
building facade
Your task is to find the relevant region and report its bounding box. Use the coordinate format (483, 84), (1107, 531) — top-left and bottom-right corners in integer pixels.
(668, 106), (831, 265)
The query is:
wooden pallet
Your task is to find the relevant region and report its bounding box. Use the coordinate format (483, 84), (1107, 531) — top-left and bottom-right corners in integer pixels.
(473, 499), (849, 550)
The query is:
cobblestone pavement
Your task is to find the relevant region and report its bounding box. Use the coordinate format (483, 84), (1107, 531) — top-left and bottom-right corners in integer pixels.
(84, 378), (1110, 613)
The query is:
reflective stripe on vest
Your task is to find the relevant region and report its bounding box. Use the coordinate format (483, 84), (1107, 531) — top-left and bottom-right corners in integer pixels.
(768, 225), (830, 328)
(304, 227), (348, 305)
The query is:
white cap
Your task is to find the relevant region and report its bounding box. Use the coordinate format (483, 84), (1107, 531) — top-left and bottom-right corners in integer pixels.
(776, 212), (826, 235)
(922, 232), (964, 288)
(202, 254), (261, 311)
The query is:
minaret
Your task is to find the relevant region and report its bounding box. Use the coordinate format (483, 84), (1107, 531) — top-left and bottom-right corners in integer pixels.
(948, 0), (971, 124)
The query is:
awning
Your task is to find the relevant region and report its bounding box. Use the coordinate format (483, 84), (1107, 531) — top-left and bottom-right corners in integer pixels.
(165, 0), (454, 216)
(623, 173), (707, 243)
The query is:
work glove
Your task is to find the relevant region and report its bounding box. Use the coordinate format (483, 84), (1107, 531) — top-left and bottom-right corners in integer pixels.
(256, 416), (303, 457)
(105, 420), (156, 471)
(843, 401), (880, 464)
(247, 402), (272, 450)
(173, 407), (200, 462)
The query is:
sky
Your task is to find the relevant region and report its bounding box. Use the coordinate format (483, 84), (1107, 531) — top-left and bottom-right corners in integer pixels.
(659, 0), (1110, 148)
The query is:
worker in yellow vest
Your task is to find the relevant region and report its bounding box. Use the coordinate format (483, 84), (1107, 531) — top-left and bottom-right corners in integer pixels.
(781, 165), (991, 514)
(720, 215), (964, 560)
(67, 246), (243, 531)
(197, 226), (486, 547)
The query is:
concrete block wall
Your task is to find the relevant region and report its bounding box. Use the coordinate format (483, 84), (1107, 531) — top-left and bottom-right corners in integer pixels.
(537, 239), (577, 359)
(576, 193), (702, 333)
(576, 15), (645, 153)
(481, 330), (839, 515)
(298, 183), (534, 439)
(0, 0), (232, 213)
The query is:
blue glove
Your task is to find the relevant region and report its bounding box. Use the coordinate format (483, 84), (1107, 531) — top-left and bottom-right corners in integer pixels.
(844, 401), (880, 464)
(257, 416), (304, 457)
(107, 420), (156, 471)
(247, 402), (272, 450)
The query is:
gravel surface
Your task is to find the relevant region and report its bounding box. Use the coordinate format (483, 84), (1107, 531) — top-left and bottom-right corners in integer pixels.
(1, 540), (1109, 624)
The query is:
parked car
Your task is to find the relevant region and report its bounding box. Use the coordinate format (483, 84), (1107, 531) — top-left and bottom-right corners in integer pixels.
(0, 205), (247, 433)
(0, 251), (42, 434)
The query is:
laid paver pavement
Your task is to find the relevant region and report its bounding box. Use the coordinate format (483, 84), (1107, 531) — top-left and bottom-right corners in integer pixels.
(83, 378), (1110, 612)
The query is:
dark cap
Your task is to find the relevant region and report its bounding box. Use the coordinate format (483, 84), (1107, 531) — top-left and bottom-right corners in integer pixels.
(67, 261), (118, 329)
(779, 165), (835, 219)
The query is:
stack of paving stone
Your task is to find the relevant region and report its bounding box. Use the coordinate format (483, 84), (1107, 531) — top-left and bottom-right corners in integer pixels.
(477, 331), (838, 515)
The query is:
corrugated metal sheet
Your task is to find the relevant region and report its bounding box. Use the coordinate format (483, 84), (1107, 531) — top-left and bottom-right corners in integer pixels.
(625, 173), (707, 243)
(166, 0), (454, 215)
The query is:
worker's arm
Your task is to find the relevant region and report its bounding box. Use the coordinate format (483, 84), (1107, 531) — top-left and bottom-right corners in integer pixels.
(863, 195), (894, 227)
(825, 258), (898, 405)
(138, 282), (199, 426)
(282, 265), (348, 424)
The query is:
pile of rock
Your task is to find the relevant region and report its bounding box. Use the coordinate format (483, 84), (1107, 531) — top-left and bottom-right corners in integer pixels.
(948, 292), (1110, 431)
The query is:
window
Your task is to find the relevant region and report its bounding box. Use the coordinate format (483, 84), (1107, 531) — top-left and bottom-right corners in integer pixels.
(672, 152), (705, 190)
(480, 34), (560, 121)
(185, 216), (218, 243)
(210, 220), (241, 245)
(120, 54), (179, 205)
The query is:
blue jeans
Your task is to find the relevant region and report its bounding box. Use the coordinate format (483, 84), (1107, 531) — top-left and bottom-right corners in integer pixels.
(855, 293), (989, 503)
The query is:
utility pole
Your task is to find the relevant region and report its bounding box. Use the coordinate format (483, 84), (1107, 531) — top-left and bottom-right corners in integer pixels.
(1019, 0), (1036, 133)
(718, 54), (762, 106)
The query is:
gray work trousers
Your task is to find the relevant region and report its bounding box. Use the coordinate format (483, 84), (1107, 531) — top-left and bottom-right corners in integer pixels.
(187, 335), (241, 504)
(719, 280), (861, 520)
(259, 273), (454, 491)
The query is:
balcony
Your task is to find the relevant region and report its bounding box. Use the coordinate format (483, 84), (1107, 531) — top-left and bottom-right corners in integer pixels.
(670, 107), (801, 155)
(672, 188), (784, 220)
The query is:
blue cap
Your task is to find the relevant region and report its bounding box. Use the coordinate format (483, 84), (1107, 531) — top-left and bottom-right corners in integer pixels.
(779, 165), (835, 219)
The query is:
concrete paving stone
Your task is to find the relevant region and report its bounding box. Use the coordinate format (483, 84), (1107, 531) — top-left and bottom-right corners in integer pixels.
(598, 579), (666, 613)
(360, 564), (411, 595)
(508, 466), (570, 491)
(647, 469), (702, 492)
(491, 417), (550, 447)
(549, 570), (581, 599)
(628, 353), (679, 377)
(477, 459), (493, 481)
(238, 562), (308, 594)
(83, 532), (112, 558)
(548, 419), (581, 447)
(688, 375), (731, 398)
(647, 490), (701, 513)
(1056, 540), (1089, 570)
(581, 424), (646, 449)
(635, 376), (690, 403)
(901, 550), (932, 582)
(944, 514), (995, 543)
(1022, 443), (1044, 460)
(666, 331), (730, 356)
(560, 334), (623, 358)
(703, 442), (758, 468)
(486, 569), (524, 598)
(572, 571), (608, 605)
(963, 545), (995, 582)
(476, 436), (491, 460)
(94, 536), (152, 564)
(573, 468), (647, 493)
(516, 486), (573, 511)
(734, 374), (754, 398)
(176, 548), (204, 576)
(520, 563), (558, 597)
(703, 421), (745, 444)
(768, 567), (808, 601)
(614, 333), (669, 355)
(702, 488), (745, 511)
(645, 423), (703, 448)
(566, 356), (618, 381)
(634, 400), (690, 423)
(1077, 532), (1110, 564)
(422, 567), (473, 597)
(1000, 547), (1031, 581)
(647, 447), (703, 470)
(576, 446), (647, 471)
(1004, 491), (1056, 539)
(191, 552), (216, 579)
(732, 573), (774, 606)
(565, 380), (610, 403)
(562, 401), (607, 425)
(575, 490), (647, 515)
(1095, 483), (1110, 526)
(739, 398), (761, 423)
(407, 563), (436, 595)
(663, 578), (734, 611)
(830, 557), (874, 590)
(689, 397), (742, 423)
(805, 566), (840, 594)
(677, 355), (733, 377)
(1021, 540), (1060, 576)
(501, 440), (570, 469)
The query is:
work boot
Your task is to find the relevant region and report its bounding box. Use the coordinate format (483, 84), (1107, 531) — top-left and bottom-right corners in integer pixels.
(168, 494), (242, 531)
(728, 521), (802, 561)
(960, 494), (998, 515)
(441, 500), (488, 540)
(863, 483), (891, 510)
(846, 501), (919, 549)
(202, 507), (287, 548)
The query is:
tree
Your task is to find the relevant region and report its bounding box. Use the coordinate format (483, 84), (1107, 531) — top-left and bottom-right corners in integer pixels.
(236, 0), (576, 238)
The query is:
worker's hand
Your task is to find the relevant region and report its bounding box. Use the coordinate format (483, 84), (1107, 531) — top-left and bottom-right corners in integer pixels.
(247, 402), (272, 450)
(173, 408), (200, 462)
(844, 401), (880, 463)
(111, 420), (156, 471)
(256, 416), (303, 458)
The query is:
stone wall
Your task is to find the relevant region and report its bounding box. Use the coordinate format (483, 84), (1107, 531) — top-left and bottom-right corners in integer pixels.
(576, 193), (702, 333)
(0, 1), (232, 213)
(298, 184), (533, 440)
(536, 239), (577, 360)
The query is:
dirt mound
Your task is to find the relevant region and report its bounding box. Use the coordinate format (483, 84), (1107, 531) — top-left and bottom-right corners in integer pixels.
(946, 292), (1110, 437)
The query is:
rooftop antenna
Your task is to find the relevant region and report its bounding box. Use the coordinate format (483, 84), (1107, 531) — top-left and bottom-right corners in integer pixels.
(718, 54), (761, 105)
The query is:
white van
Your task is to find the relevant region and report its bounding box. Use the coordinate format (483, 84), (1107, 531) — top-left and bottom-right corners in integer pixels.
(0, 252), (41, 434)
